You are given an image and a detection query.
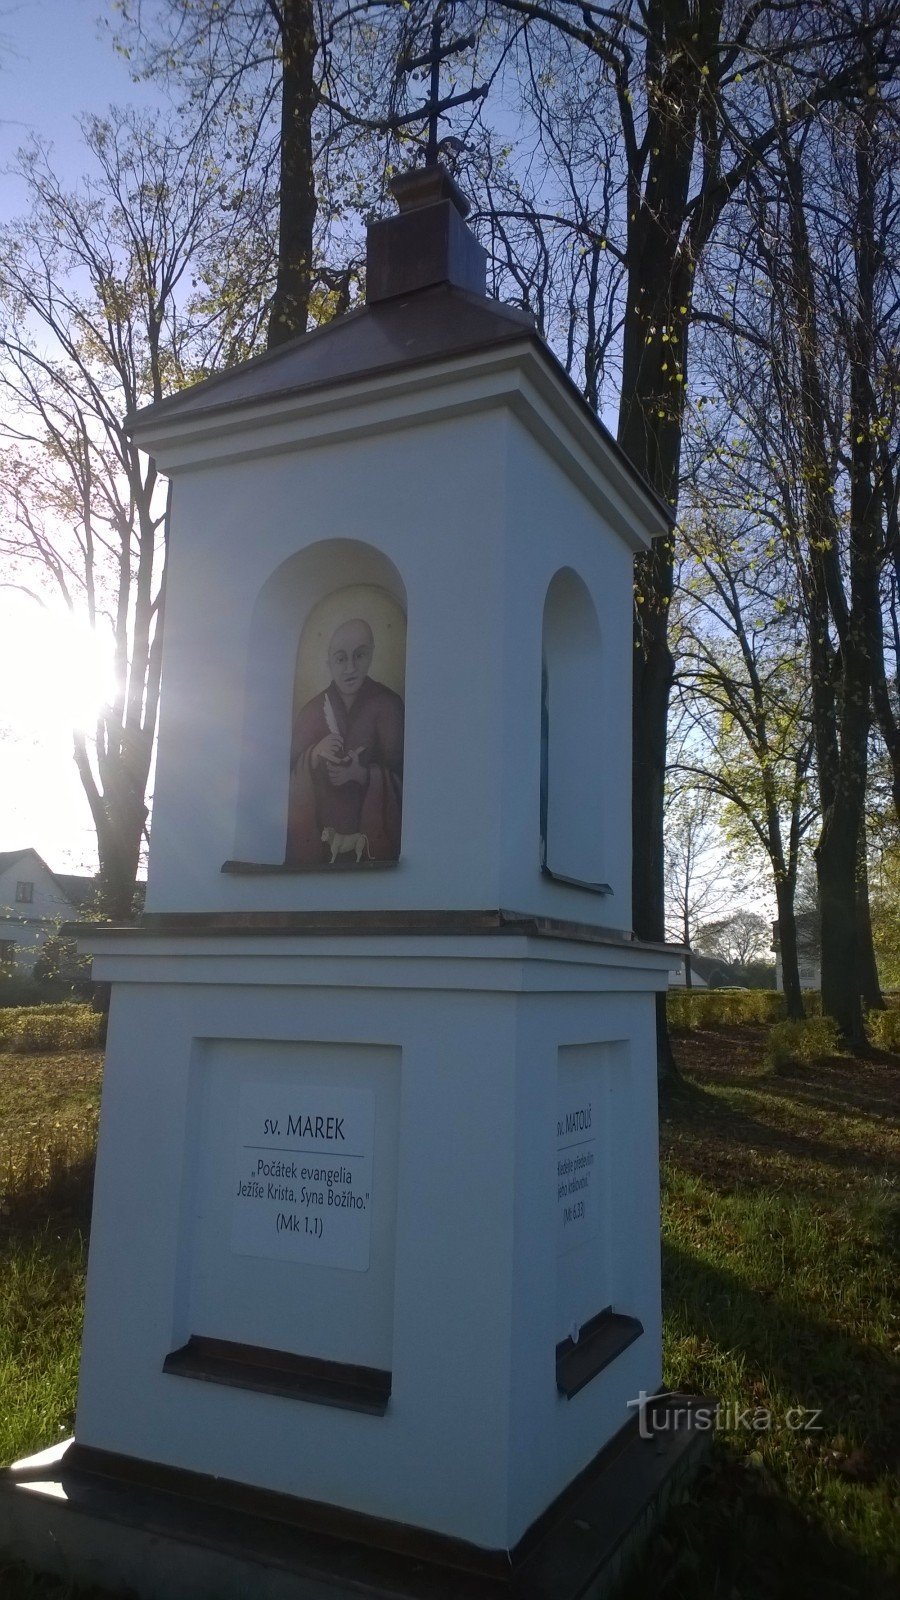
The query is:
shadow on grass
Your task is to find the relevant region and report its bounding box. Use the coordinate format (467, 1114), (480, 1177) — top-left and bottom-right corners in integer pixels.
(757, 1056), (900, 1122)
(616, 1240), (900, 1600)
(662, 1242), (898, 1463)
(662, 1076), (897, 1193)
(671, 1026), (900, 1120)
(4, 1152), (96, 1243)
(618, 1453), (897, 1600)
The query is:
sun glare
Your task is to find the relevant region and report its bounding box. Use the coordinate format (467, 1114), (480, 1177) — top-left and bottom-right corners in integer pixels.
(0, 594), (117, 738)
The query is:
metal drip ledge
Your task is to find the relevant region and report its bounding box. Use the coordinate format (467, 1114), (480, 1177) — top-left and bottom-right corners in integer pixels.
(556, 1309), (643, 1399)
(164, 1335), (391, 1416)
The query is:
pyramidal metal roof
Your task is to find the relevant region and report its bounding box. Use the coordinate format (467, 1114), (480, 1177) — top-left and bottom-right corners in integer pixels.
(126, 166), (673, 528)
(127, 284), (536, 432)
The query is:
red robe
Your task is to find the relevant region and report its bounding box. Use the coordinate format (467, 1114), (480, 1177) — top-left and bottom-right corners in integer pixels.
(286, 676), (404, 865)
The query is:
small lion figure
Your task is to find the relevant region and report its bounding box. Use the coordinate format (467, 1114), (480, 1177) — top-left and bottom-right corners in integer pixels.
(321, 826), (373, 865)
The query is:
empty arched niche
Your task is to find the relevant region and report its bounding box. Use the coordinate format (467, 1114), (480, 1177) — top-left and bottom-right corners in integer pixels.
(540, 568), (605, 885)
(232, 540), (407, 866)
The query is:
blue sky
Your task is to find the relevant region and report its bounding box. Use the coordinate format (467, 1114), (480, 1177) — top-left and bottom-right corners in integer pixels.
(0, 1), (161, 872)
(0, 1), (159, 187)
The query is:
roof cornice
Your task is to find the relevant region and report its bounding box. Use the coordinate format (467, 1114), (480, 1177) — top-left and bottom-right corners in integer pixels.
(131, 341), (670, 551)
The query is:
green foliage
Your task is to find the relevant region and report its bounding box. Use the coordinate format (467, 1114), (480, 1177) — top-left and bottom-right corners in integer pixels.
(0, 1005), (103, 1055)
(0, 968), (91, 1010)
(32, 931), (92, 988)
(0, 1047), (101, 1487)
(668, 987), (787, 1028)
(766, 1016), (841, 1069)
(867, 1007), (900, 1052)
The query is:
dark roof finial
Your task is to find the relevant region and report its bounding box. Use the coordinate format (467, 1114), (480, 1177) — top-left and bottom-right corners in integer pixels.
(366, 7), (490, 303)
(391, 3), (487, 170)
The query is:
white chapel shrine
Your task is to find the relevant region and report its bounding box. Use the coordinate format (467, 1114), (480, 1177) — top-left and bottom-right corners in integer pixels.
(0, 162), (706, 1600)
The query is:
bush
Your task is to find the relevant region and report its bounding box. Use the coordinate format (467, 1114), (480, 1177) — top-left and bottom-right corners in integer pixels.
(765, 1016), (841, 1070)
(0, 1003), (104, 1054)
(667, 988), (786, 1029)
(0, 973), (81, 1008)
(867, 1008), (900, 1052)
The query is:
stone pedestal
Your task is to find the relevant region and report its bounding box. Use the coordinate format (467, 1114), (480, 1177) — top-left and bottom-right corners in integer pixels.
(74, 916), (671, 1555)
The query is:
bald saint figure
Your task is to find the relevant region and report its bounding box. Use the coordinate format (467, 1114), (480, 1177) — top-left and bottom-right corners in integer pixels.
(286, 618), (404, 865)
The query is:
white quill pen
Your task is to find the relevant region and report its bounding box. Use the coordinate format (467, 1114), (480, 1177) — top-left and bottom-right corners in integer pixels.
(323, 693), (341, 743)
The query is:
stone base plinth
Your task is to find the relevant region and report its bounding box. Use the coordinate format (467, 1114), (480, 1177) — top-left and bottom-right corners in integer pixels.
(0, 1398), (711, 1600)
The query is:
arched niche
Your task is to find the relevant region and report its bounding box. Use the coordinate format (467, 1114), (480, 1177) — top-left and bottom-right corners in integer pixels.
(232, 539), (407, 865)
(540, 568), (605, 885)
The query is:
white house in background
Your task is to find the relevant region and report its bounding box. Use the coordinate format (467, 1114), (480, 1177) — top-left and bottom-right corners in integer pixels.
(772, 913), (821, 991)
(668, 953), (746, 989)
(0, 849), (94, 975)
(668, 960), (708, 989)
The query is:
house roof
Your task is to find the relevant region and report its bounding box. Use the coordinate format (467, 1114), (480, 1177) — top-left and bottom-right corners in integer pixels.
(52, 873), (99, 910)
(0, 848), (38, 875)
(0, 849), (96, 910)
(689, 954), (742, 985)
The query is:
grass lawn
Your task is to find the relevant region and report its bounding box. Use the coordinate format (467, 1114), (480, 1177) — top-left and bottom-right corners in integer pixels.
(622, 1025), (899, 1600)
(0, 1052), (100, 1471)
(0, 1029), (898, 1599)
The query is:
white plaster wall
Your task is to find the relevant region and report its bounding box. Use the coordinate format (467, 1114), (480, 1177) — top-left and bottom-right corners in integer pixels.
(145, 411), (507, 913)
(505, 992), (662, 1539)
(497, 417), (635, 929)
(82, 344), (669, 1556)
(144, 393), (638, 929)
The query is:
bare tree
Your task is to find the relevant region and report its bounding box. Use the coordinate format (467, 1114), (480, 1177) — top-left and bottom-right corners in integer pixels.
(0, 109), (263, 915)
(664, 785), (731, 988)
(684, 70), (900, 1042)
(112, 0), (411, 343)
(489, 4), (897, 781)
(695, 910), (771, 968)
(671, 508), (815, 1017)
(106, 1), (900, 1049)
(473, 0), (900, 1069)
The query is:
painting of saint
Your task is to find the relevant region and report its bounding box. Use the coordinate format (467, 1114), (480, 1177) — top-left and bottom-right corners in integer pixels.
(286, 611), (404, 866)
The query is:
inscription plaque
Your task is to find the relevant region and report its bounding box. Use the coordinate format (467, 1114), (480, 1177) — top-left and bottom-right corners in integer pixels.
(232, 1081), (375, 1271)
(556, 1090), (599, 1255)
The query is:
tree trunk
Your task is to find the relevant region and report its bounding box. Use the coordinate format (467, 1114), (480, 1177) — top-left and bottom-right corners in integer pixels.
(97, 809), (146, 921)
(816, 804), (866, 1048)
(267, 0), (318, 346)
(856, 850), (884, 1012)
(815, 617), (871, 1049)
(95, 759), (149, 921)
(681, 903), (693, 989)
(655, 990), (679, 1083)
(624, 339), (683, 1084)
(614, 2), (708, 1088)
(781, 140), (872, 1049)
(819, 100), (884, 1046)
(774, 881), (805, 1021)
